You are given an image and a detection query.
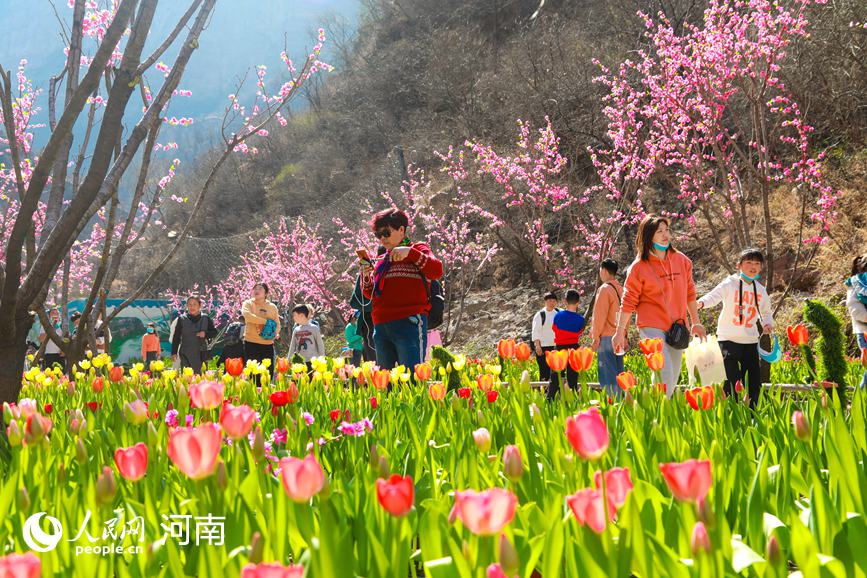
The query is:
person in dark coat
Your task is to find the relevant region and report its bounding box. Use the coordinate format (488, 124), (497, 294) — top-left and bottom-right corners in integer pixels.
(171, 296), (217, 373)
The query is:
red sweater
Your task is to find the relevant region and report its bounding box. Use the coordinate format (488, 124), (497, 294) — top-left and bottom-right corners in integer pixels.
(361, 243), (444, 325)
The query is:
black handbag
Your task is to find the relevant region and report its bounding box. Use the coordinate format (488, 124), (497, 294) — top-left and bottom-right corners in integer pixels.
(665, 319), (691, 350)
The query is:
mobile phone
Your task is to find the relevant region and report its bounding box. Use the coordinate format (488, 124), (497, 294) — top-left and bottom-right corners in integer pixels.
(356, 249), (372, 264)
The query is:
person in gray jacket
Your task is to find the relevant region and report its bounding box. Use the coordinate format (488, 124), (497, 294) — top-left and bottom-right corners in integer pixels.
(171, 296), (217, 373)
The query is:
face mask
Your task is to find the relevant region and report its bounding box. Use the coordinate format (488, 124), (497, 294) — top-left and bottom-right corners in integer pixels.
(740, 271), (761, 282)
(147, 328), (154, 334)
(653, 242), (670, 252)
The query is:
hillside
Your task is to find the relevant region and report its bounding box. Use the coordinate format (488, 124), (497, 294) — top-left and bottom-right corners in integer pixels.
(126, 0), (867, 349)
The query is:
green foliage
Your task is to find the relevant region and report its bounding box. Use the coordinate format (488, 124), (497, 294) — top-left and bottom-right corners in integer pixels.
(430, 345), (461, 390)
(804, 299), (848, 403)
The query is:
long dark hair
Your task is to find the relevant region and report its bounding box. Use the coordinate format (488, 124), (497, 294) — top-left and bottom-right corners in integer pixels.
(635, 214), (672, 261)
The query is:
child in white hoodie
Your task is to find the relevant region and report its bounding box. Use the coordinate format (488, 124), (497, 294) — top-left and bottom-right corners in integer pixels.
(845, 253), (867, 390)
(698, 248), (774, 407)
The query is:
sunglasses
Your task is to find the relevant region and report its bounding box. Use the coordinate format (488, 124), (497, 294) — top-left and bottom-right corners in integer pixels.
(374, 228), (393, 239)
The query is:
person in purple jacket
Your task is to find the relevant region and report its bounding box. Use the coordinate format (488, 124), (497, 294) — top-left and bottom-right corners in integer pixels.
(548, 289), (586, 401)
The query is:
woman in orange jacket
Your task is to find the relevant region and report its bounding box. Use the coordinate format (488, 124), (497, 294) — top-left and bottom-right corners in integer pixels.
(141, 322), (162, 364)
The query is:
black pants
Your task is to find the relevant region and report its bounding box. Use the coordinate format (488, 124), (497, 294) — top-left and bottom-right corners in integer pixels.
(42, 353), (66, 373)
(719, 340), (761, 408)
(547, 344), (578, 401)
(219, 343), (245, 367)
(359, 310), (376, 363)
(535, 345), (556, 381)
(244, 341), (275, 378)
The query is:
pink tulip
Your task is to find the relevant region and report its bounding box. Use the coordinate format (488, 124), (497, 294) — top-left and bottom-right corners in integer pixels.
(188, 380), (224, 410)
(123, 399), (148, 425)
(564, 407), (609, 460)
(279, 454), (325, 503)
(566, 488), (613, 533)
(220, 403), (257, 439)
(691, 521), (711, 555)
(114, 443), (148, 481)
(240, 562), (304, 578)
(502, 445), (523, 482)
(452, 488), (517, 536)
(167, 423), (222, 479)
(0, 552), (41, 578)
(659, 459), (713, 503)
(593, 467), (633, 509)
(486, 564), (516, 578)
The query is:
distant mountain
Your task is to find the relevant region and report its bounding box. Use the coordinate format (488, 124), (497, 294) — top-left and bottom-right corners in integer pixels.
(0, 0), (359, 157)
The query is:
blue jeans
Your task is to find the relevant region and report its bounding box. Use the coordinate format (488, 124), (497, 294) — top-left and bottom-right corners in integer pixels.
(598, 336), (624, 398)
(858, 333), (867, 389)
(373, 314), (428, 372)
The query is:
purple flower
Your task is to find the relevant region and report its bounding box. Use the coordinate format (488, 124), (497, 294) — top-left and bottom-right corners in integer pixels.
(337, 418), (374, 437)
(185, 414), (194, 427)
(271, 427), (288, 445)
(301, 412), (315, 426)
(165, 409), (179, 428)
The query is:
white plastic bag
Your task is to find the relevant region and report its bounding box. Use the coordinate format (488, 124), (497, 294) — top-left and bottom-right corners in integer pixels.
(684, 335), (727, 387)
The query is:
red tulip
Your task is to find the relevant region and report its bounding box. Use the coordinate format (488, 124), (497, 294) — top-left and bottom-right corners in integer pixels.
(275, 357), (290, 374)
(414, 363), (432, 382)
(369, 396), (378, 409)
(497, 339), (517, 360)
(279, 454), (326, 503)
(566, 488), (613, 533)
(167, 423), (222, 480)
(659, 459), (712, 502)
(329, 409), (341, 422)
(225, 357), (244, 377)
(372, 369), (391, 390)
(476, 374), (495, 392)
(691, 521), (711, 555)
(429, 382), (446, 401)
(270, 391), (291, 407)
(457, 387), (471, 399)
(241, 562), (304, 578)
(376, 474), (414, 516)
(545, 349), (569, 372)
(0, 551), (41, 578)
(452, 488), (517, 535)
(487, 390), (499, 403)
(685, 386), (715, 410)
(220, 403), (257, 439)
(515, 342), (532, 361)
(792, 410), (810, 440)
(42, 404), (52, 415)
(24, 413), (52, 444)
(189, 380), (224, 410)
(565, 407), (609, 460)
(86, 401), (99, 412)
(594, 467), (633, 509)
(639, 338), (663, 355)
(645, 352), (665, 372)
(114, 442), (148, 481)
(786, 324), (809, 347)
(108, 366), (124, 383)
(616, 371), (637, 392)
(568, 348), (594, 373)
(92, 377), (104, 393)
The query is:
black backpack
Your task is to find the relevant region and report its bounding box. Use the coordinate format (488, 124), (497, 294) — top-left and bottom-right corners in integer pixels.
(427, 279), (445, 330)
(223, 322), (244, 347)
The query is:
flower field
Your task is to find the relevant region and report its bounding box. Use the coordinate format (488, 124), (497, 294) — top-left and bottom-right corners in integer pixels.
(1, 349), (866, 578)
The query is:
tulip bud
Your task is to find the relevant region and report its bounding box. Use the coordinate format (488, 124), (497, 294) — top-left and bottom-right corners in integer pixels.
(79, 418), (87, 433)
(498, 533), (519, 575)
(473, 428), (492, 453)
(249, 532), (263, 565)
(2, 402), (14, 422)
(17, 487), (30, 511)
(252, 428), (265, 461)
(820, 392), (828, 409)
(27, 414), (46, 439)
(520, 370), (530, 388)
(177, 386), (189, 411)
(503, 445), (523, 483)
(216, 461), (228, 491)
(58, 462), (67, 484)
(766, 534), (782, 566)
(66, 380), (76, 397)
(6, 421), (22, 446)
(528, 403), (541, 425)
(697, 497), (716, 527)
(690, 522), (711, 555)
(477, 410), (487, 427)
(369, 444), (380, 470)
(462, 540), (474, 568)
(792, 411), (811, 441)
(96, 466), (117, 505)
(378, 456), (389, 480)
(448, 504), (458, 525)
(148, 421), (159, 447)
(76, 437), (88, 463)
(319, 475), (332, 500)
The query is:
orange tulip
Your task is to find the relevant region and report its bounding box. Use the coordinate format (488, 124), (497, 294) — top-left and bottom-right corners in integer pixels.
(685, 386), (714, 410)
(497, 339), (517, 360)
(639, 338), (664, 355)
(616, 371), (637, 392)
(225, 358), (244, 377)
(275, 357), (290, 374)
(515, 342), (532, 361)
(372, 369), (390, 390)
(429, 382), (446, 401)
(786, 324), (808, 347)
(568, 348), (594, 373)
(476, 374), (495, 392)
(545, 349), (569, 373)
(414, 363), (432, 382)
(645, 352), (665, 372)
(108, 366), (124, 383)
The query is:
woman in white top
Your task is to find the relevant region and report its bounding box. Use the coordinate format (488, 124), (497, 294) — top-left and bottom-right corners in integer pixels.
(845, 253), (867, 390)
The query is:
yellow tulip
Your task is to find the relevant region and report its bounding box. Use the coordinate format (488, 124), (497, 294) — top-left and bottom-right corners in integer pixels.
(333, 357), (345, 369)
(452, 355), (466, 371)
(150, 360), (164, 372)
(162, 370), (177, 380)
(183, 367), (194, 378)
(324, 371), (334, 385)
(79, 360), (92, 370)
(133, 363), (144, 372)
(292, 363), (308, 375)
(222, 373), (233, 385)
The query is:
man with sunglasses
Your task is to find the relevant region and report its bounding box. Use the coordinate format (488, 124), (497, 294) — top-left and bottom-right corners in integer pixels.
(361, 208), (443, 374)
